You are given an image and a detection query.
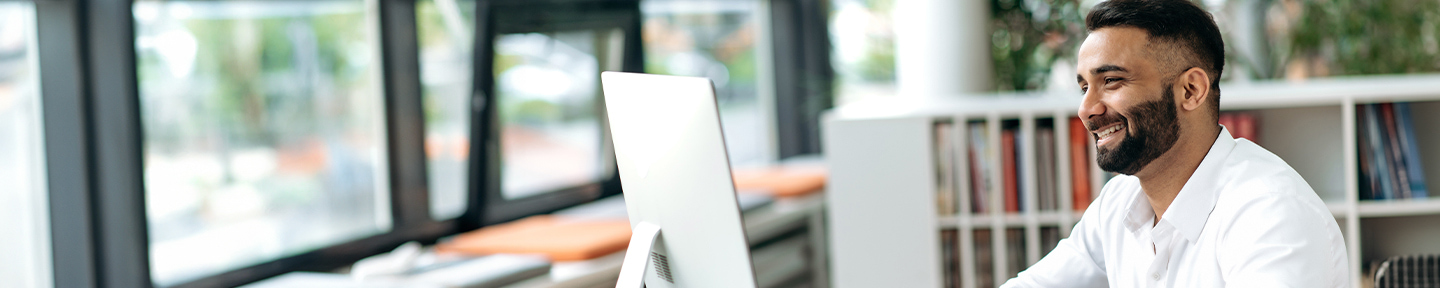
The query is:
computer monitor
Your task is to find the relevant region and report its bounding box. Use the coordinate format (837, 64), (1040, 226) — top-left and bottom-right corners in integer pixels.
(599, 72), (758, 288)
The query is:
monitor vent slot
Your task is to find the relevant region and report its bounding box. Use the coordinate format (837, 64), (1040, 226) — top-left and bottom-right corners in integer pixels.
(650, 251), (674, 283)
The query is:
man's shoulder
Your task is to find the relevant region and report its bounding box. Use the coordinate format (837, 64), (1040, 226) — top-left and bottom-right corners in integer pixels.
(1210, 141), (1333, 223)
(1217, 139), (1315, 196)
(1202, 142), (1350, 288)
(1209, 139), (1334, 230)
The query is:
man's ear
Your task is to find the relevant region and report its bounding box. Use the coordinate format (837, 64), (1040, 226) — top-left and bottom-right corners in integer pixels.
(1176, 67), (1211, 113)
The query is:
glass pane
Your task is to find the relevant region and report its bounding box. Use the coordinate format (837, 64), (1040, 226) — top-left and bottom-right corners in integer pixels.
(0, 3), (53, 288)
(133, 1), (391, 285)
(416, 0), (474, 220)
(642, 0), (770, 167)
(828, 0), (897, 106)
(494, 31), (614, 200)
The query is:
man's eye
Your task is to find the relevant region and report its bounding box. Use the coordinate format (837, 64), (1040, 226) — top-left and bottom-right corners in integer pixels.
(1105, 77), (1123, 84)
(1080, 86), (1088, 94)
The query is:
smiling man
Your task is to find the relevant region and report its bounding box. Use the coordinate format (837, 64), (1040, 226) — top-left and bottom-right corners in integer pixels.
(999, 0), (1348, 287)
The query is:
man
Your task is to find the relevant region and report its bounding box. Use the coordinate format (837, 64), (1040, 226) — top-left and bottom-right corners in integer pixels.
(1000, 0), (1348, 287)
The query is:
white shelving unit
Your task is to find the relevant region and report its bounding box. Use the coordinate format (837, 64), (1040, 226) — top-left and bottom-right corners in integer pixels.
(823, 74), (1440, 288)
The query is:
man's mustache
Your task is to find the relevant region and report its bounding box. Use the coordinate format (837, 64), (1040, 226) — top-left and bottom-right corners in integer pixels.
(1085, 113), (1127, 132)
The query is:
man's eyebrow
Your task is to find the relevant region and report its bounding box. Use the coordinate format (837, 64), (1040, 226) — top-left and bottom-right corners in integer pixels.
(1093, 64), (1128, 74)
(1078, 65), (1130, 84)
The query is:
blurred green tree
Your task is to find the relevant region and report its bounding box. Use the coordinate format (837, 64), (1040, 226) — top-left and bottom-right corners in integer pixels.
(990, 0), (1085, 92)
(1285, 0), (1440, 77)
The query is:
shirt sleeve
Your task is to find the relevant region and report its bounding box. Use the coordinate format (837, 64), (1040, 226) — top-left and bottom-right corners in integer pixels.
(999, 196), (1110, 288)
(1215, 190), (1349, 288)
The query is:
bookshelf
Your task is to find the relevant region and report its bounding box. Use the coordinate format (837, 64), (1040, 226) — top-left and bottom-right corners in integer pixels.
(823, 74), (1440, 288)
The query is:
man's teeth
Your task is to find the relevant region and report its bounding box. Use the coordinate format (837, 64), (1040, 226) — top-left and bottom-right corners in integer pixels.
(1097, 124), (1124, 139)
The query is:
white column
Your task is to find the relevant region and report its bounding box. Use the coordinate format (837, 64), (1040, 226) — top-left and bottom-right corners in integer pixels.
(892, 0), (994, 97)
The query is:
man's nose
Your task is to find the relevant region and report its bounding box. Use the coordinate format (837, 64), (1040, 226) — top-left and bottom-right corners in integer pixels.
(1077, 87), (1105, 129)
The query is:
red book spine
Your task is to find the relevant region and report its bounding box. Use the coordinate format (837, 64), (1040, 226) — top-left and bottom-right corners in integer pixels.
(1003, 130), (1019, 213)
(1069, 118), (1092, 211)
(1218, 112), (1260, 144)
(1239, 113), (1259, 145)
(1218, 113), (1234, 133)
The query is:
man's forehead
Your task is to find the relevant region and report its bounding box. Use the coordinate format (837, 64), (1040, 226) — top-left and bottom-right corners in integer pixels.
(1077, 27), (1156, 75)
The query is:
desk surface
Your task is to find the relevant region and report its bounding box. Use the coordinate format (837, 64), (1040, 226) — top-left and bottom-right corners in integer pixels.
(247, 193), (827, 288)
(505, 193), (826, 288)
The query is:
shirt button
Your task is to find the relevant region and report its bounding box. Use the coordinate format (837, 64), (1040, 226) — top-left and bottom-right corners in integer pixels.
(1152, 273), (1161, 280)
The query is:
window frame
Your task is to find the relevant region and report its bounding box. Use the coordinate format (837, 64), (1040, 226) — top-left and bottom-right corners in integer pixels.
(36, 0), (102, 287)
(769, 0), (832, 160)
(464, 0), (642, 227)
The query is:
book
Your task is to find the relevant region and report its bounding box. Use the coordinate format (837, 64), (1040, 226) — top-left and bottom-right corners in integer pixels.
(1006, 228), (1026, 280)
(1015, 129), (1025, 212)
(1218, 112), (1260, 145)
(974, 229), (994, 288)
(1363, 104), (1395, 200)
(1037, 126), (1057, 211)
(1069, 117), (1093, 211)
(969, 122), (991, 214)
(935, 122), (957, 215)
(1357, 105), (1377, 200)
(1379, 103), (1412, 199)
(1003, 129), (1019, 213)
(1040, 227), (1061, 257)
(1394, 102), (1429, 198)
(941, 229), (958, 288)
(1354, 102), (1432, 201)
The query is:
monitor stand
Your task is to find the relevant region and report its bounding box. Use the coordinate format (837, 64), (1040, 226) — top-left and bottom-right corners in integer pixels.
(616, 222), (662, 288)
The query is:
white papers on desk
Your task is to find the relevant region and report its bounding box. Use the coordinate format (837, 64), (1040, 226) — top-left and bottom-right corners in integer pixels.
(407, 254), (550, 288)
(243, 254), (549, 288)
(242, 272), (431, 288)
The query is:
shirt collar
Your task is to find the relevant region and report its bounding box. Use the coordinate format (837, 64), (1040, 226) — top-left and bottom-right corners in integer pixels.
(1123, 126), (1238, 242)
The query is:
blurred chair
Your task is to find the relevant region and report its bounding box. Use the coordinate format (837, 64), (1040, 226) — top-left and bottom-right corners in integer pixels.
(1374, 254), (1440, 288)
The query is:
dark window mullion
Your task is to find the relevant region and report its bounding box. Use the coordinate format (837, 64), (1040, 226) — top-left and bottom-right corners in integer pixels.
(379, 0), (435, 229)
(86, 0), (152, 286)
(770, 0), (804, 159)
(35, 0), (99, 286)
(794, 0), (832, 157)
(770, 0), (832, 159)
(458, 0), (492, 231)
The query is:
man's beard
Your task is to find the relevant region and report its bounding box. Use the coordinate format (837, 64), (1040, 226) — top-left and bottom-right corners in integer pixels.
(1090, 87), (1181, 175)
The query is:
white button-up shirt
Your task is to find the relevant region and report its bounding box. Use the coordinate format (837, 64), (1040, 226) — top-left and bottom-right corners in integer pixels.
(1001, 127), (1349, 287)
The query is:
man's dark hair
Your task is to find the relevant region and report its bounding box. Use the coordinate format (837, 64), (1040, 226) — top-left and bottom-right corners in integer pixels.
(1086, 0), (1224, 120)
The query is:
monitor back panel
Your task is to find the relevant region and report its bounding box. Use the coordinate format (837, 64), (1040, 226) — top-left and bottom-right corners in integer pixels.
(599, 72), (757, 288)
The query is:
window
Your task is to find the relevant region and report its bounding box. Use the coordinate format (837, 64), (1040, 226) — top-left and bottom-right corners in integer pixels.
(475, 1), (637, 224)
(133, 1), (391, 285)
(416, 0), (475, 220)
(0, 3), (52, 288)
(493, 30), (614, 200)
(827, 0), (895, 106)
(642, 0), (774, 166)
